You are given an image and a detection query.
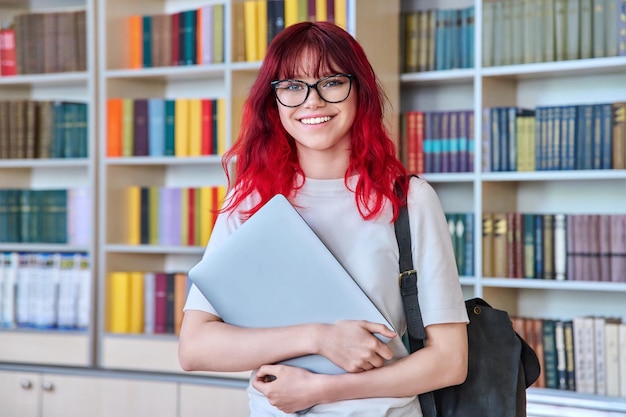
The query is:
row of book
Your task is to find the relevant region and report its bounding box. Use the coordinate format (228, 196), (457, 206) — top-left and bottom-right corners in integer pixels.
(0, 10), (86, 76)
(401, 110), (475, 174)
(0, 188), (91, 245)
(0, 252), (91, 330)
(0, 100), (88, 160)
(483, 102), (626, 172)
(445, 212), (475, 277)
(125, 186), (226, 247)
(401, 6), (475, 73)
(107, 271), (189, 335)
(483, 0), (626, 67)
(239, 0), (348, 62)
(513, 315), (626, 397)
(107, 98), (226, 158)
(127, 5), (224, 69)
(483, 213), (626, 282)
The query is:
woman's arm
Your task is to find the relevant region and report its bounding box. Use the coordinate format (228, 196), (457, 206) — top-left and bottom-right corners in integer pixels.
(178, 310), (398, 373)
(253, 321), (468, 414)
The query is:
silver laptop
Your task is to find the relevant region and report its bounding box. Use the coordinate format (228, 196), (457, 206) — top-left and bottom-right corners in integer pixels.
(187, 193), (394, 375)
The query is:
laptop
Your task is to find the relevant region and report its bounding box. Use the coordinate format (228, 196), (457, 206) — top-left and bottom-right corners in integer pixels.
(187, 193), (395, 375)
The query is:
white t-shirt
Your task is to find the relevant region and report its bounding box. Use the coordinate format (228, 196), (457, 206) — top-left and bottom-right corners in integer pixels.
(184, 175), (469, 417)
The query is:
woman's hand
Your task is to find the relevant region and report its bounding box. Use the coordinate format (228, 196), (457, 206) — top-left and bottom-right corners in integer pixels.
(316, 320), (397, 372)
(254, 365), (323, 414)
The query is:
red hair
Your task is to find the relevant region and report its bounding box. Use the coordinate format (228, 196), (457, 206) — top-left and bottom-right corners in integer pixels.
(222, 21), (408, 220)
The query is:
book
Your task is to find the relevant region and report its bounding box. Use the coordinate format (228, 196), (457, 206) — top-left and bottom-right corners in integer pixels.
(128, 271), (144, 333)
(482, 212), (494, 277)
(0, 26), (17, 76)
(108, 272), (131, 333)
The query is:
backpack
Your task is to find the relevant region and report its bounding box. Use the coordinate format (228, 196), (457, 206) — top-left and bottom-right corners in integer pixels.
(394, 178), (541, 417)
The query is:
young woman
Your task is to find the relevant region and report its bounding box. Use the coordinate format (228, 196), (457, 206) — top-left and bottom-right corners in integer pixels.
(179, 21), (468, 416)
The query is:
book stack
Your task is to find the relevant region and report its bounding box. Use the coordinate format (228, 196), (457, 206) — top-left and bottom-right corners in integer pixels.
(123, 185), (226, 248)
(0, 10), (86, 76)
(482, 102), (626, 172)
(0, 252), (91, 330)
(401, 6), (475, 72)
(0, 188), (91, 245)
(126, 4), (224, 69)
(238, 0), (348, 62)
(107, 270), (189, 336)
(482, 212), (626, 282)
(106, 97), (226, 157)
(445, 212), (475, 277)
(401, 110), (475, 174)
(482, 0), (626, 66)
(512, 315), (626, 398)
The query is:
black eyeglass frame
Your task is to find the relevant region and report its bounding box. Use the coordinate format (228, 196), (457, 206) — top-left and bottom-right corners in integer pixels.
(270, 73), (354, 108)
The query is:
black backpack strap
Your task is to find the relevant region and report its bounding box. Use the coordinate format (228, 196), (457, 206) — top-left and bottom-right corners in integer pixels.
(394, 176), (437, 417)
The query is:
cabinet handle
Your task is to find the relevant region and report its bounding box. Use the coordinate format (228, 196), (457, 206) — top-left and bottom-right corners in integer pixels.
(20, 379), (33, 390)
(42, 381), (55, 392)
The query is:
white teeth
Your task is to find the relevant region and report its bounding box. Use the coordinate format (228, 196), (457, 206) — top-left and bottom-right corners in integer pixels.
(300, 116), (332, 125)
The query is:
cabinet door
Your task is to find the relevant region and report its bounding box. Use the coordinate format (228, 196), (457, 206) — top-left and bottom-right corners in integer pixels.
(0, 370), (41, 417)
(180, 383), (249, 417)
(41, 374), (178, 417)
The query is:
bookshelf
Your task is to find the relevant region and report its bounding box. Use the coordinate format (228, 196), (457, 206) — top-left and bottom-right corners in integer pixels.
(401, 0), (626, 412)
(0, 0), (97, 367)
(96, 0), (400, 381)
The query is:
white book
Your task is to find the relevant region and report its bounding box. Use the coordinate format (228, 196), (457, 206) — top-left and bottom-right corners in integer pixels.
(594, 317), (607, 396)
(33, 253), (58, 329)
(553, 214), (567, 280)
(1, 252), (18, 328)
(76, 253), (92, 330)
(573, 316), (587, 393)
(619, 323), (626, 398)
(604, 319), (621, 397)
(57, 253), (78, 329)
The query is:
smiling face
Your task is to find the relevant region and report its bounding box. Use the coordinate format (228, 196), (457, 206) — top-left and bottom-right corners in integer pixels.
(274, 51), (358, 178)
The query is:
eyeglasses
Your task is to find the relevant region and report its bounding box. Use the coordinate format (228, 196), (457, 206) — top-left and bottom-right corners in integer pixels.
(271, 74), (353, 108)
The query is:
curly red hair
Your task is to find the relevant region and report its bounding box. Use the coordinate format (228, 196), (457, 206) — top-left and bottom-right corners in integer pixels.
(222, 21), (408, 220)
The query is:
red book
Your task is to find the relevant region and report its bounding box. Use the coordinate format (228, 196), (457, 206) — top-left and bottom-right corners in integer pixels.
(0, 27), (17, 76)
(170, 12), (180, 66)
(201, 99), (213, 155)
(153, 272), (168, 333)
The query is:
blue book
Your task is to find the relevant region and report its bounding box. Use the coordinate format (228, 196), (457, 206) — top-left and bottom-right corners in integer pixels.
(164, 99), (176, 156)
(534, 214), (544, 279)
(142, 15), (152, 68)
(600, 103), (613, 169)
(148, 99), (165, 156)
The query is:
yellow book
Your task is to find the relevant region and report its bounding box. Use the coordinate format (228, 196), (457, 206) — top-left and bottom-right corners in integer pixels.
(108, 272), (130, 333)
(297, 0), (308, 22)
(216, 98), (227, 155)
(316, 0), (327, 21)
(127, 186), (141, 245)
(216, 185), (227, 210)
(148, 186), (159, 244)
(180, 187), (189, 245)
(212, 4), (225, 63)
(334, 0), (347, 29)
(285, 0), (298, 26)
(188, 99), (202, 156)
(232, 2), (247, 62)
(121, 98), (134, 157)
(257, 0), (268, 59)
(128, 271), (144, 334)
(174, 98), (190, 156)
(244, 0), (259, 61)
(199, 186), (214, 246)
